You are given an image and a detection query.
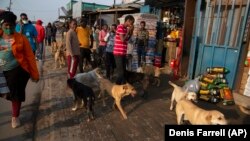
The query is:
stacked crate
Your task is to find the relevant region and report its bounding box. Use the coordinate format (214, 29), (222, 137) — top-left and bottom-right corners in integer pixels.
(198, 67), (235, 105)
(119, 13), (159, 70)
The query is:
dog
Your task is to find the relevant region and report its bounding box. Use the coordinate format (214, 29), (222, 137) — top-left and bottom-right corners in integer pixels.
(126, 70), (150, 98)
(54, 41), (66, 69)
(74, 68), (103, 92)
(176, 99), (228, 125)
(98, 78), (137, 119)
(137, 65), (164, 87)
(169, 81), (197, 110)
(143, 65), (164, 87)
(51, 41), (58, 57)
(67, 78), (95, 122)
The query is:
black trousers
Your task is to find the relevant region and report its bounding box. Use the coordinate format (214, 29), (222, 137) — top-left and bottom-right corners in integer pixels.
(105, 52), (116, 79)
(114, 55), (127, 85)
(79, 48), (91, 73)
(4, 66), (30, 102)
(161, 47), (167, 67)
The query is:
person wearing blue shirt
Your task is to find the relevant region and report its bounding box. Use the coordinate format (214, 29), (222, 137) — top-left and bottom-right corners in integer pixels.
(15, 13), (37, 54)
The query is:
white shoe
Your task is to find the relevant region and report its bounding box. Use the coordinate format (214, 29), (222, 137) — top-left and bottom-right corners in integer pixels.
(12, 117), (20, 128)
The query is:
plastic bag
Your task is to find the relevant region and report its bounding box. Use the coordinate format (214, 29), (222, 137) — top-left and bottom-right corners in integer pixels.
(183, 76), (201, 93)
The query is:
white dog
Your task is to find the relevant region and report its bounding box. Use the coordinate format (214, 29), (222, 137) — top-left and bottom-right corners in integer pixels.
(169, 81), (197, 111)
(176, 99), (228, 125)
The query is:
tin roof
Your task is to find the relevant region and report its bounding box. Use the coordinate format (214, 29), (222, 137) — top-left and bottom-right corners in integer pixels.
(145, 0), (185, 8)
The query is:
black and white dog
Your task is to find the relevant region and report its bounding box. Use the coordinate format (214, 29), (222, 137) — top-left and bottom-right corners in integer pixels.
(67, 78), (95, 122)
(74, 68), (103, 91)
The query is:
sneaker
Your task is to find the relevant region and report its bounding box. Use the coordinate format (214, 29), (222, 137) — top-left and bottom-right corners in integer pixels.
(12, 117), (20, 128)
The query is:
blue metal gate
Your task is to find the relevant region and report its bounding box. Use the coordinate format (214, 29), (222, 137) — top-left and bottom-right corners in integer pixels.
(188, 0), (250, 88)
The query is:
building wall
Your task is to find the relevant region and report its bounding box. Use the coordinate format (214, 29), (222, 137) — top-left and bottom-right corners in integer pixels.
(239, 43), (250, 94)
(82, 3), (109, 11)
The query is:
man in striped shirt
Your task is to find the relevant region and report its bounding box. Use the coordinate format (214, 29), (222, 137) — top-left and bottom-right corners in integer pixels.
(113, 15), (134, 84)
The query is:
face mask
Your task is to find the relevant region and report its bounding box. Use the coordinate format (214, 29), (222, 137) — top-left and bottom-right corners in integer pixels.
(3, 28), (14, 35)
(22, 20), (28, 24)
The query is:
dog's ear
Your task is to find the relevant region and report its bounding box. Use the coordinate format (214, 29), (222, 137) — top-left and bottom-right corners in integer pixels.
(95, 68), (103, 78)
(123, 85), (128, 90)
(205, 114), (212, 123)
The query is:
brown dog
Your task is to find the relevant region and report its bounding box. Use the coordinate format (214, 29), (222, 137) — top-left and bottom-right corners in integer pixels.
(99, 78), (137, 119)
(54, 41), (66, 69)
(51, 41), (57, 56)
(141, 65), (164, 87)
(176, 99), (228, 125)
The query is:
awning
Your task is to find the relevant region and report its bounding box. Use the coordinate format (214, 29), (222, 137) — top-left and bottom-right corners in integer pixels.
(145, 0), (185, 8)
(88, 8), (138, 15)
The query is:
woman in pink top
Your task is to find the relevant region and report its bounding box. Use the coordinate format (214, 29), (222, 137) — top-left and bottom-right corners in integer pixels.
(97, 24), (108, 58)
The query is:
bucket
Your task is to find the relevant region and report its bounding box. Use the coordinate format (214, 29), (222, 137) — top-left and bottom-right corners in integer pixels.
(154, 55), (162, 67)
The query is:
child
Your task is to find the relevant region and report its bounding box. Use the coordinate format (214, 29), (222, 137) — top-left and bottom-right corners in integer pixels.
(105, 24), (117, 79)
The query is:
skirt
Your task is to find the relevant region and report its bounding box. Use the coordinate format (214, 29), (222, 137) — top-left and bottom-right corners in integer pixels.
(3, 66), (30, 102)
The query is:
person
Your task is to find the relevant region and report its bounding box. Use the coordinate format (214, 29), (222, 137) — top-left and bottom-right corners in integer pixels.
(15, 13), (37, 54)
(45, 22), (52, 46)
(76, 19), (93, 73)
(51, 23), (57, 42)
(65, 19), (80, 79)
(35, 19), (45, 61)
(61, 22), (69, 50)
(136, 21), (149, 67)
(0, 11), (39, 128)
(61, 22), (69, 41)
(126, 37), (134, 71)
(98, 24), (108, 57)
(105, 24), (117, 79)
(113, 15), (134, 84)
(93, 25), (100, 50)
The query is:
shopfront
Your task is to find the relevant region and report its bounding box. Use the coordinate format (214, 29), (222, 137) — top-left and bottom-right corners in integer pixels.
(144, 0), (196, 78)
(188, 0), (250, 89)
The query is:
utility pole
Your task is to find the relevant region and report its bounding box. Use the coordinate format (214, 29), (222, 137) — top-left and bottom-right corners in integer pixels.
(58, 8), (60, 18)
(7, 0), (12, 11)
(71, 0), (73, 16)
(114, 0), (118, 24)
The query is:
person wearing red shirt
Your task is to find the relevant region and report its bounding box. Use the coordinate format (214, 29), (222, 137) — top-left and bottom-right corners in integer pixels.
(35, 19), (45, 61)
(113, 15), (134, 84)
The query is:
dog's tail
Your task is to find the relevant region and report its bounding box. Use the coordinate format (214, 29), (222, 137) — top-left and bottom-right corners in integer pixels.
(239, 106), (250, 115)
(168, 81), (179, 88)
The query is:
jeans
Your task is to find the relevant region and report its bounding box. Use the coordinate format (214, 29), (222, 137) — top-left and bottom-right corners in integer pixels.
(47, 36), (51, 46)
(114, 55), (127, 85)
(137, 45), (146, 67)
(97, 46), (106, 57)
(36, 42), (44, 60)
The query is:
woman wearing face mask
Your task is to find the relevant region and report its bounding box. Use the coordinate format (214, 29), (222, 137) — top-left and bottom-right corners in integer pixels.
(0, 11), (39, 128)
